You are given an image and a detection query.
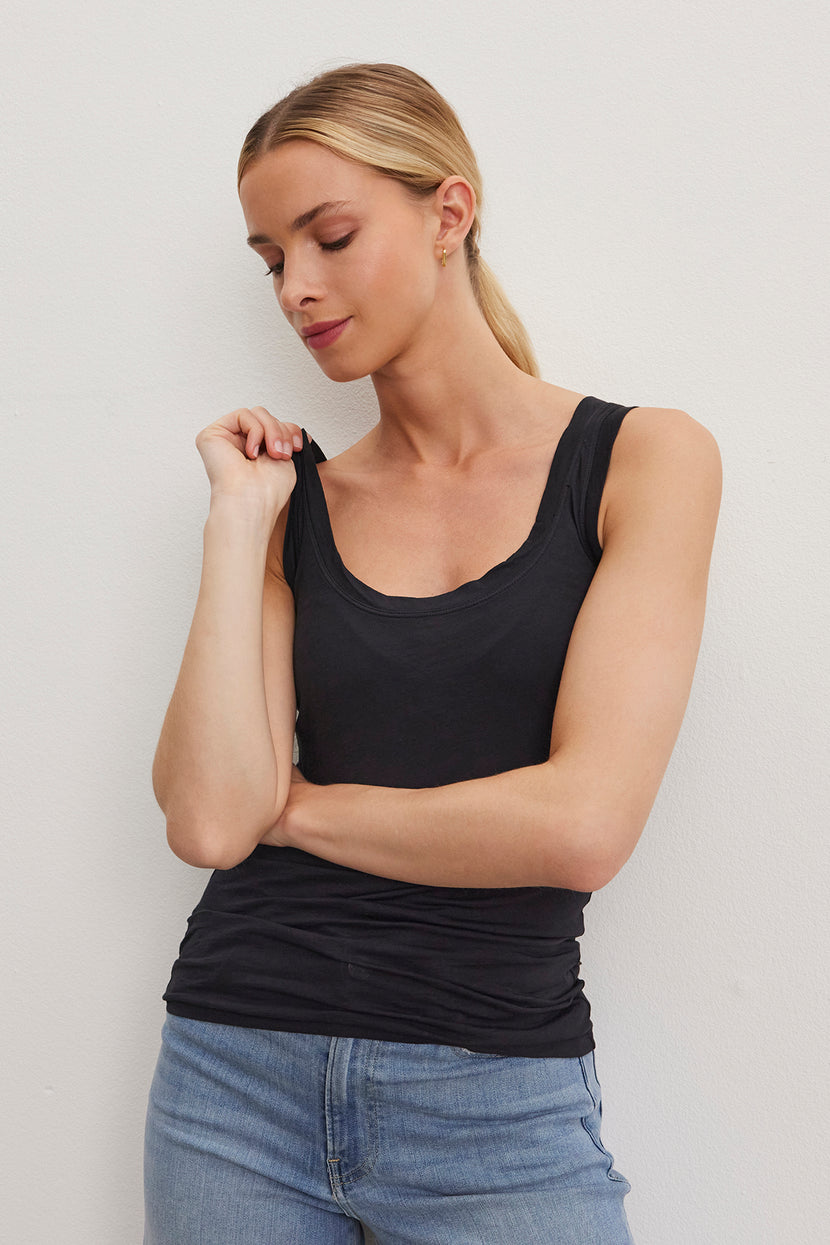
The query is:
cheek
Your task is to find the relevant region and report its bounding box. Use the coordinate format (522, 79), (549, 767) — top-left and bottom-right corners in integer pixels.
(357, 243), (436, 329)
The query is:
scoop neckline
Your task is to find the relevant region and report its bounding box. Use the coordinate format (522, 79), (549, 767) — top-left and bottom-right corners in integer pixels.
(301, 395), (596, 616)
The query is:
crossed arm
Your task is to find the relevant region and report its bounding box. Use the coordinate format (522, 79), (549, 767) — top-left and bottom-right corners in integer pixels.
(259, 407), (722, 891)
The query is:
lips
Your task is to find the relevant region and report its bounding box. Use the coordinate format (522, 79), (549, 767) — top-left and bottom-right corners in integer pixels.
(301, 318), (351, 350)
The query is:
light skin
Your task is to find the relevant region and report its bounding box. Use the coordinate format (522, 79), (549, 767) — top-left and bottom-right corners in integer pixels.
(153, 138), (722, 887)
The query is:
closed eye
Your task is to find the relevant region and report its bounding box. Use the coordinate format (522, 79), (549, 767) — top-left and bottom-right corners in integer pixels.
(321, 232), (355, 252)
(262, 232), (355, 278)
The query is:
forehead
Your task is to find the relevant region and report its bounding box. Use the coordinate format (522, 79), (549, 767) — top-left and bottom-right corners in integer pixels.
(239, 140), (403, 232)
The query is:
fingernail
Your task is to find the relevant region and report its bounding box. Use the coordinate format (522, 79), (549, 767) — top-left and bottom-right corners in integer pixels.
(292, 434), (302, 450)
(252, 443), (259, 458)
(282, 440), (292, 455)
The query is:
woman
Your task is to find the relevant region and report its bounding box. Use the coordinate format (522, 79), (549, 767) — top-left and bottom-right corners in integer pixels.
(145, 63), (721, 1244)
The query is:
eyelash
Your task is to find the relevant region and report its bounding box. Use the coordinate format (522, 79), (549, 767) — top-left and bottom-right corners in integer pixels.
(264, 232), (355, 278)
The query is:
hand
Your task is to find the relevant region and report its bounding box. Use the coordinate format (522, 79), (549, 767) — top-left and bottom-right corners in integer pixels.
(260, 766), (312, 848)
(195, 406), (305, 524)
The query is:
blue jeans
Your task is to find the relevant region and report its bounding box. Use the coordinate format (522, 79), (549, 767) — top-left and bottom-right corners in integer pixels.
(144, 1015), (634, 1244)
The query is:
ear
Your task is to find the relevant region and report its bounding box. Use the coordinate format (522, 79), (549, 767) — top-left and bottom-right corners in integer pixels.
(432, 176), (476, 260)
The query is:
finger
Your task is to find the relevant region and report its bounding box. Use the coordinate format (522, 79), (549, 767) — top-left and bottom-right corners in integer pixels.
(250, 408), (304, 458)
(204, 408), (305, 461)
(230, 408), (275, 461)
(243, 415), (266, 460)
(249, 409), (296, 458)
(282, 422), (305, 452)
(211, 407), (264, 459)
(196, 412), (251, 458)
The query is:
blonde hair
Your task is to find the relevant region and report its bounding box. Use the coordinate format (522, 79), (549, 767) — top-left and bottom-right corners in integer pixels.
(238, 63), (539, 378)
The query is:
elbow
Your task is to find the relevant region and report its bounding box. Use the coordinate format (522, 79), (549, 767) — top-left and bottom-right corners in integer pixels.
(544, 811), (642, 893)
(565, 855), (622, 894)
(165, 818), (258, 871)
(160, 779), (290, 871)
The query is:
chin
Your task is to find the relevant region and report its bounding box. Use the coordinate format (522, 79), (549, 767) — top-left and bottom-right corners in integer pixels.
(309, 328), (412, 384)
(313, 342), (394, 384)
(315, 358), (374, 384)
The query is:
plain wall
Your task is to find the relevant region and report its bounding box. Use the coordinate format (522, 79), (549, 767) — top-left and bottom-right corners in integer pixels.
(2, 2), (828, 1241)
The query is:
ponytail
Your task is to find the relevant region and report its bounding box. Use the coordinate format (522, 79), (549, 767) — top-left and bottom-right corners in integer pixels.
(467, 247), (539, 377)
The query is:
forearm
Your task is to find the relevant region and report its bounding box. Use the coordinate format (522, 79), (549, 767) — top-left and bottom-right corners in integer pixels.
(153, 500), (281, 866)
(278, 759), (624, 891)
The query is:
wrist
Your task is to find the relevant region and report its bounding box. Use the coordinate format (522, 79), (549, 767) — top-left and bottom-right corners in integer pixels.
(205, 495), (276, 544)
(282, 779), (345, 854)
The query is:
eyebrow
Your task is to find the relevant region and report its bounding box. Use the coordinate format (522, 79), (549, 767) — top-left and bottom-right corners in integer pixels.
(246, 200), (355, 247)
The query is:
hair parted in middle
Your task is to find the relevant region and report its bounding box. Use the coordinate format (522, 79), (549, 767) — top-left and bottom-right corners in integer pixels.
(238, 62), (539, 378)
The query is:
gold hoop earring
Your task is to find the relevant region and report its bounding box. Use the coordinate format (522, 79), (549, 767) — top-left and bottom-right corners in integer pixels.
(441, 248), (447, 267)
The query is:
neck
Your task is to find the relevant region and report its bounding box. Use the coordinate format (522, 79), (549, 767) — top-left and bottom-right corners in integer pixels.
(368, 283), (540, 467)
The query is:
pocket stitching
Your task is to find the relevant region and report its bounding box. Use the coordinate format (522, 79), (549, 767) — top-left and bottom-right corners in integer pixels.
(577, 1053), (629, 1184)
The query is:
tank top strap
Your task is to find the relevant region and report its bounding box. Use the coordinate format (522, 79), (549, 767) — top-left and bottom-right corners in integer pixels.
(282, 400), (637, 586)
(553, 396), (637, 563)
(282, 431), (327, 589)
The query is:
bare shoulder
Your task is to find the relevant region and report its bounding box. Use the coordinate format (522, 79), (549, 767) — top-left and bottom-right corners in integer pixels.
(600, 406), (722, 548)
(613, 406), (721, 472)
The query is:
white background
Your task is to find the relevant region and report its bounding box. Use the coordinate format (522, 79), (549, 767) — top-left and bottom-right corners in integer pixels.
(2, 2), (828, 1241)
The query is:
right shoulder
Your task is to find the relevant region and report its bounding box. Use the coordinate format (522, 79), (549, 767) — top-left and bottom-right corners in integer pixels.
(265, 428), (338, 584)
(265, 429), (327, 583)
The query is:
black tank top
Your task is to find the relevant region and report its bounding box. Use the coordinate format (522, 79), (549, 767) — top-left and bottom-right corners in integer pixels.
(164, 395), (637, 1056)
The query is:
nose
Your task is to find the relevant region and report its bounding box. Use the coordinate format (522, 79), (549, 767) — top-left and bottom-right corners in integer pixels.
(277, 252), (324, 315)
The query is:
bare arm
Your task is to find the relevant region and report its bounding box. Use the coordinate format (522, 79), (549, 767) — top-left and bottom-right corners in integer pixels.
(152, 407), (302, 869)
(267, 408), (722, 890)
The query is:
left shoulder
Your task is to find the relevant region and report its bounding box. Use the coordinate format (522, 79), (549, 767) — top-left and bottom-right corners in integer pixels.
(600, 406), (722, 548)
(614, 405), (721, 469)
